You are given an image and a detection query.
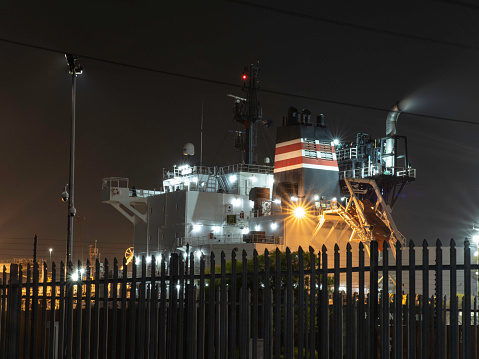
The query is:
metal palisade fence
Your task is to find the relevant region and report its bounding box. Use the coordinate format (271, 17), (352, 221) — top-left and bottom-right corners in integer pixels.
(0, 239), (478, 358)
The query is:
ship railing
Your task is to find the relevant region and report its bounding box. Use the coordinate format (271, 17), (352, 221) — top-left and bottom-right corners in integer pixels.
(129, 189), (162, 198)
(163, 163), (273, 180)
(244, 234), (282, 244)
(339, 166), (416, 180)
(179, 234), (245, 247)
(336, 147), (358, 161)
(102, 177), (129, 189)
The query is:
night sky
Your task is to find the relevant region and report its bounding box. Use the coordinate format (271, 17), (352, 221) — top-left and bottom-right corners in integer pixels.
(1, 0), (478, 263)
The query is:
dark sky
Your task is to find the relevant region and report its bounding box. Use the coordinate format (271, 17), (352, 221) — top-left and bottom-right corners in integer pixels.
(1, 0), (478, 263)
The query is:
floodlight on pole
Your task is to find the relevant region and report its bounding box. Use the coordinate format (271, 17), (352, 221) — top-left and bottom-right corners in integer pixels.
(64, 53), (82, 268)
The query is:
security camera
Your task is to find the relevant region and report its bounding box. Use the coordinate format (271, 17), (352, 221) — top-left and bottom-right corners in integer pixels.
(61, 190), (69, 202)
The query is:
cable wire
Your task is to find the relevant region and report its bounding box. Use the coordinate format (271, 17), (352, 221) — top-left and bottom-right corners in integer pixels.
(224, 0), (479, 52)
(0, 37), (478, 126)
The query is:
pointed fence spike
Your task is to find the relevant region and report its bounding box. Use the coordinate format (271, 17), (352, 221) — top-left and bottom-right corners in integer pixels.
(346, 242), (352, 251)
(322, 244), (327, 253)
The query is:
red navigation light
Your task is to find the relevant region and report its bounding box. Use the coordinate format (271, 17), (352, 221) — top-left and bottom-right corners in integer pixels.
(242, 73), (247, 80)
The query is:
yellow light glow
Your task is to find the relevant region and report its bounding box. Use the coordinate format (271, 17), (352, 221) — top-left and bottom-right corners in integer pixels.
(293, 206), (306, 219)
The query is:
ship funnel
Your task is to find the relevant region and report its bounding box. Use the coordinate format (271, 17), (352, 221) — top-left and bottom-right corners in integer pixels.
(385, 103), (402, 137)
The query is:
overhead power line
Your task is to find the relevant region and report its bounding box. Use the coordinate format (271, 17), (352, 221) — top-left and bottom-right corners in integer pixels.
(224, 0), (479, 52)
(431, 0), (479, 10)
(0, 37), (478, 126)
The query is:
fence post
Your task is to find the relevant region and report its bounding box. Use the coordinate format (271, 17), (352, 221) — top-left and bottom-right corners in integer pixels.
(394, 240), (403, 359)
(333, 244), (342, 359)
(285, 248), (293, 359)
(320, 245), (329, 359)
(380, 242), (389, 359)
(435, 239), (444, 359)
(309, 246), (316, 359)
(464, 239), (471, 359)
(422, 240), (429, 359)
(274, 249), (281, 359)
(450, 239), (458, 359)
(358, 242), (365, 359)
(298, 247), (304, 359)
(370, 240), (379, 359)
(6, 264), (19, 359)
(346, 243), (353, 359)
(408, 240), (416, 359)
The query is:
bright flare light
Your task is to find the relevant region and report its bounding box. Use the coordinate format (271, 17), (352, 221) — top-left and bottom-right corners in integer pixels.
(242, 227), (250, 235)
(229, 174), (237, 183)
(71, 272), (79, 281)
(196, 250), (202, 259)
(333, 139), (340, 146)
(232, 198), (241, 207)
(146, 256), (152, 264)
(192, 223), (202, 232)
(271, 222), (278, 230)
(293, 206), (306, 219)
(255, 225), (261, 231)
(473, 235), (479, 244)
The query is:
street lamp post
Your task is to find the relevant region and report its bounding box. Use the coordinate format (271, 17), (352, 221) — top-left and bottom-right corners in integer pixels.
(65, 54), (82, 267)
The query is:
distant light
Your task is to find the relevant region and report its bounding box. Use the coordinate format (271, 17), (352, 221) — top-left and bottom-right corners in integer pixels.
(232, 198), (241, 207)
(273, 199), (281, 205)
(249, 176), (257, 183)
(156, 256), (162, 264)
(271, 222), (278, 230)
(183, 252), (188, 260)
(201, 182), (206, 187)
(341, 197), (346, 201)
(146, 256), (152, 264)
(229, 174), (237, 183)
(333, 139), (340, 146)
(293, 206), (306, 219)
(135, 257), (141, 265)
(176, 284), (181, 290)
(473, 235), (479, 244)
(332, 197), (337, 202)
(242, 74), (247, 80)
(314, 194), (319, 201)
(242, 227), (250, 235)
(79, 267), (85, 275)
(196, 250), (202, 259)
(255, 225), (261, 231)
(249, 200), (254, 208)
(192, 177), (198, 183)
(268, 177), (274, 185)
(213, 226), (220, 233)
(192, 223), (202, 232)
(291, 196), (298, 202)
(71, 272), (79, 281)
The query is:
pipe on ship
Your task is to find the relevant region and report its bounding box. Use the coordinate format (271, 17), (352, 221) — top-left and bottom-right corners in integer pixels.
(384, 103), (402, 171)
(385, 102), (401, 137)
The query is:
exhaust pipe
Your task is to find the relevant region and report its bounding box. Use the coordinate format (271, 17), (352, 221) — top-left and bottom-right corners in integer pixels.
(385, 103), (401, 137)
(384, 103), (402, 172)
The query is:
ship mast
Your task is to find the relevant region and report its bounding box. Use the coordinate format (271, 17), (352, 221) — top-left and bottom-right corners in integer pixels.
(230, 62), (262, 164)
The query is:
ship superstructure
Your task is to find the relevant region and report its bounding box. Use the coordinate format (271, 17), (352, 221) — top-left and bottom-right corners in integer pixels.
(102, 64), (416, 265)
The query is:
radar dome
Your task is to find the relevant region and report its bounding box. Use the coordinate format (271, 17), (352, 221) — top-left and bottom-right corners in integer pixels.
(183, 143), (195, 156)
